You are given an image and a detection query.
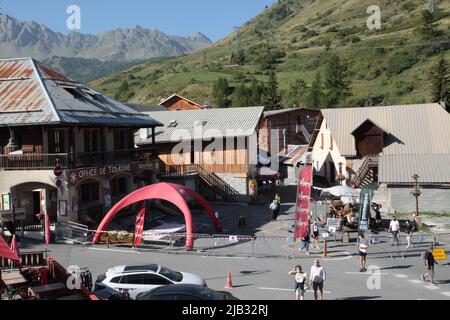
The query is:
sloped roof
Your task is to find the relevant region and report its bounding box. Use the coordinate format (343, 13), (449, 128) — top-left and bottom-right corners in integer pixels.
(0, 58), (161, 127)
(136, 107), (265, 144)
(264, 107), (318, 117)
(322, 104), (450, 157)
(159, 94), (205, 109)
(126, 104), (168, 113)
(280, 145), (309, 166)
(379, 154), (450, 184)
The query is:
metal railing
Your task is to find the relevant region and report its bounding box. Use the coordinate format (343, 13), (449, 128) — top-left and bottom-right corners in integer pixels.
(0, 147), (158, 171)
(0, 153), (68, 170)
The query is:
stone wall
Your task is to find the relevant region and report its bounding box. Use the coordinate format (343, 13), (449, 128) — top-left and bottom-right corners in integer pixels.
(388, 186), (450, 213)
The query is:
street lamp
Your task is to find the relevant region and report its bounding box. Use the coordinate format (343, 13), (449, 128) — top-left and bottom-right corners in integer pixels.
(411, 174), (421, 217)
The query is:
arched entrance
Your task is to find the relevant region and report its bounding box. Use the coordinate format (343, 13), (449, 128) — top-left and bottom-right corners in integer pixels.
(92, 182), (222, 250)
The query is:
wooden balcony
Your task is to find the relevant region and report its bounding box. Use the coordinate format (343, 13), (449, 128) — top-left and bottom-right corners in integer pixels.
(0, 147), (159, 171)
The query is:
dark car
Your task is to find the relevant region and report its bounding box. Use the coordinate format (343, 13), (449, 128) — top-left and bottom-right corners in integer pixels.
(135, 284), (239, 301)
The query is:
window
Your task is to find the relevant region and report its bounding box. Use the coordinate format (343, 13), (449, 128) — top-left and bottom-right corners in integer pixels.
(122, 274), (145, 285)
(114, 130), (129, 150)
(142, 274), (172, 285)
(111, 177), (128, 197)
(110, 277), (122, 284)
(48, 129), (66, 153)
(79, 182), (100, 204)
(84, 129), (100, 152)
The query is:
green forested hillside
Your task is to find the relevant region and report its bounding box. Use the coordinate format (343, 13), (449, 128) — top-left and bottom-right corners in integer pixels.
(90, 0), (450, 109)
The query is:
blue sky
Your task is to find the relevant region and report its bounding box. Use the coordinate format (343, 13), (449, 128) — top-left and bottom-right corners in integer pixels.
(1, 0), (277, 41)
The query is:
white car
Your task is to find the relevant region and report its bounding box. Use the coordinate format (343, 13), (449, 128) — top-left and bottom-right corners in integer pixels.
(93, 264), (207, 300)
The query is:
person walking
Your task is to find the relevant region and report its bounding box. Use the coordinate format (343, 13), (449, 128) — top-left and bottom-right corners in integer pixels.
(288, 265), (308, 300)
(299, 229), (311, 255)
(310, 259), (326, 300)
(358, 234), (369, 272)
(311, 221), (320, 250)
(405, 220), (416, 249)
(421, 246), (439, 285)
(270, 200), (279, 221)
(389, 216), (400, 246)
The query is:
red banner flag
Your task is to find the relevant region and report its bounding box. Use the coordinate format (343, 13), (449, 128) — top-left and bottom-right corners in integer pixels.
(10, 235), (21, 258)
(45, 211), (50, 246)
(294, 165), (313, 240)
(133, 208), (147, 247)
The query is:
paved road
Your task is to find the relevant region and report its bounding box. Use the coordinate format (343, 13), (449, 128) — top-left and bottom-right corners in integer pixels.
(24, 237), (450, 300)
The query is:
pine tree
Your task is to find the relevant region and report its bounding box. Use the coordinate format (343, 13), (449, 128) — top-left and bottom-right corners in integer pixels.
(212, 77), (230, 108)
(430, 56), (450, 112)
(305, 72), (323, 108)
(249, 78), (264, 106)
(232, 83), (249, 108)
(263, 71), (282, 111)
(323, 54), (351, 108)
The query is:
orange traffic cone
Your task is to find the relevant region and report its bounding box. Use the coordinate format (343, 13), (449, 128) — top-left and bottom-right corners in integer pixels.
(224, 272), (234, 289)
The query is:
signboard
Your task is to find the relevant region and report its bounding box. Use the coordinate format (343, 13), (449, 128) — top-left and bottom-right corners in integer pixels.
(248, 179), (257, 197)
(327, 218), (341, 229)
(229, 236), (239, 243)
(294, 165), (313, 240)
(54, 163), (63, 177)
(68, 161), (159, 186)
(133, 208), (147, 247)
(358, 187), (374, 233)
(433, 248), (447, 261)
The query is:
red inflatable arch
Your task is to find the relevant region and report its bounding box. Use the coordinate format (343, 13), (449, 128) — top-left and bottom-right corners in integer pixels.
(92, 182), (222, 251)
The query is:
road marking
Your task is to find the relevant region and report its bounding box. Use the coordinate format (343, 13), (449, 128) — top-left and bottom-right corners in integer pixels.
(324, 252), (353, 261)
(89, 247), (141, 254)
(425, 285), (440, 290)
(201, 256), (254, 260)
(394, 274), (409, 279)
(258, 287), (332, 294)
(345, 272), (389, 275)
(409, 279), (423, 284)
(441, 292), (450, 297)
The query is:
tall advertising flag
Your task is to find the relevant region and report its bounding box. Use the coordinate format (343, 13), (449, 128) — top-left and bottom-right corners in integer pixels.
(45, 211), (50, 246)
(133, 208), (147, 247)
(295, 165), (313, 240)
(358, 186), (374, 234)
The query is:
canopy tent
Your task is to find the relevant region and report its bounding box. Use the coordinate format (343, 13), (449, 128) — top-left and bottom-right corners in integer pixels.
(258, 167), (280, 177)
(92, 183), (222, 251)
(0, 236), (20, 262)
(257, 154), (271, 166)
(314, 186), (361, 198)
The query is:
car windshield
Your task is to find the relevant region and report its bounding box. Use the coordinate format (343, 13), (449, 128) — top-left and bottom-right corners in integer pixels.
(158, 266), (183, 282)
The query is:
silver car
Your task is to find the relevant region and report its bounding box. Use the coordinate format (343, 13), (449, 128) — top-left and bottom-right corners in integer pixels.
(93, 264), (207, 300)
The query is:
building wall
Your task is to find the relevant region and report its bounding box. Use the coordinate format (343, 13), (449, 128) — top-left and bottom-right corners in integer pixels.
(259, 109), (319, 153)
(387, 186), (450, 213)
(311, 118), (347, 184)
(162, 98), (203, 111)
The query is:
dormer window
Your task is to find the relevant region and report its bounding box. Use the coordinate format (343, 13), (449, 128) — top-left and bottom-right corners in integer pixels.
(351, 119), (387, 157)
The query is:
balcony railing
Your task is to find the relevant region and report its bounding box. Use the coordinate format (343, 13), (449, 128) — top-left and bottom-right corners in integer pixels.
(0, 153), (68, 171)
(0, 147), (158, 171)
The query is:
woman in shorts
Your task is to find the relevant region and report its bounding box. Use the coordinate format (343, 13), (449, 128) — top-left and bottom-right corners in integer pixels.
(358, 234), (369, 272)
(289, 265), (308, 300)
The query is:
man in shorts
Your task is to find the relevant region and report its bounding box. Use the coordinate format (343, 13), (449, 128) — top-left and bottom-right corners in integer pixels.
(389, 216), (400, 246)
(310, 259), (326, 300)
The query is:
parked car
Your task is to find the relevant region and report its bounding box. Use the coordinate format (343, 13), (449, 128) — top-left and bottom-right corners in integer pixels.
(93, 264), (207, 300)
(136, 284), (239, 300)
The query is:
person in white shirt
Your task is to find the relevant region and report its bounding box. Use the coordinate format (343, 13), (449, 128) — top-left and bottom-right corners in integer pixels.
(358, 234), (369, 272)
(310, 259), (326, 300)
(389, 217), (400, 246)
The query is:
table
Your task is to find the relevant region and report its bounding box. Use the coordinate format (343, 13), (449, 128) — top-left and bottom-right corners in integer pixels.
(1, 271), (27, 287)
(29, 282), (67, 299)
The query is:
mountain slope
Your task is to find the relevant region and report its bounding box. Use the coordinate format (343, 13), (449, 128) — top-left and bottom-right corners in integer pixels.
(0, 14), (212, 61)
(91, 0), (450, 107)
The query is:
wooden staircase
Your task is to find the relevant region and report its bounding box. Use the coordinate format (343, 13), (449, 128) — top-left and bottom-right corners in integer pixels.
(353, 155), (379, 188)
(308, 113), (324, 152)
(160, 162), (240, 202)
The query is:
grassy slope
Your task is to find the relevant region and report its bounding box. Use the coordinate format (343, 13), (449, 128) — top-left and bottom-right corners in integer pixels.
(90, 0), (450, 107)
